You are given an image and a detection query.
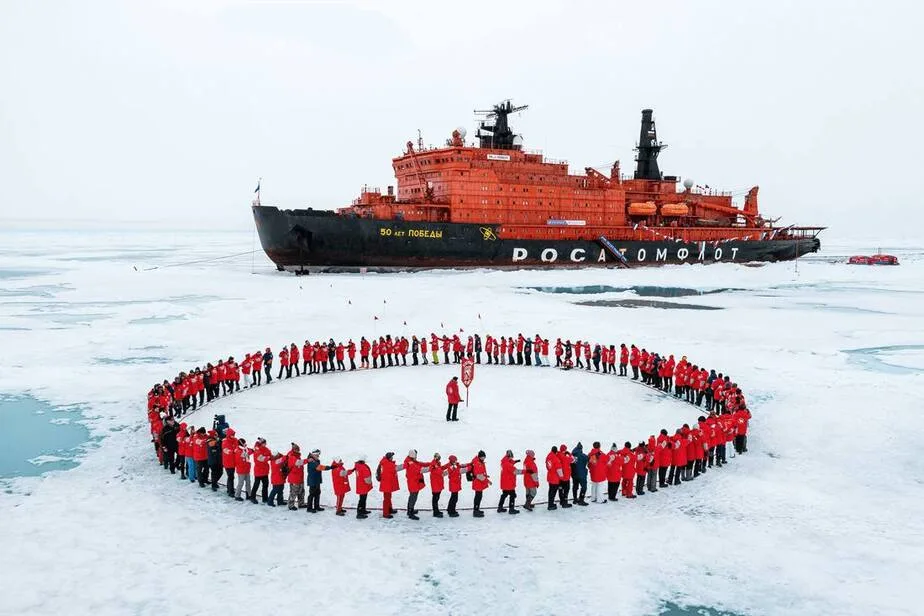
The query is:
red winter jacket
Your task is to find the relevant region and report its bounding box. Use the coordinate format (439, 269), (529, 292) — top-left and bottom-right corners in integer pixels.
(352, 462), (373, 495)
(635, 449), (647, 476)
(523, 455), (539, 488)
(429, 462), (448, 493)
(588, 447), (607, 482)
(377, 456), (399, 493)
(253, 444), (271, 477)
(735, 408), (751, 435)
(558, 450), (574, 481)
(671, 435), (687, 466)
(447, 462), (464, 493)
(235, 447), (253, 474)
(403, 456), (426, 493)
(221, 435), (238, 469)
(500, 456), (518, 491)
(618, 447), (635, 477)
(471, 457), (489, 492)
(331, 462), (351, 496)
(446, 379), (462, 404)
(192, 434), (208, 462)
(657, 434), (672, 467)
(606, 450), (622, 482)
(545, 451), (562, 485)
(270, 456), (286, 485)
(286, 452), (305, 484)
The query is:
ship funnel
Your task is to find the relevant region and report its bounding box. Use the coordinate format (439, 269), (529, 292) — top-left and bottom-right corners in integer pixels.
(634, 109), (665, 180)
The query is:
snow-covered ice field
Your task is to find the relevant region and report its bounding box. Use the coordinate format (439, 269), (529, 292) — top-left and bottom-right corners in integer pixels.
(1, 230), (922, 616)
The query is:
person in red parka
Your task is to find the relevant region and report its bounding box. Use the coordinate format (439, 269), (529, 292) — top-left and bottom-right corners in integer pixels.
(470, 450), (490, 517)
(545, 446), (562, 510)
(234, 438), (255, 502)
(286, 444), (306, 510)
(629, 344), (640, 379)
(445, 455), (466, 517)
(606, 443), (622, 501)
(403, 449), (427, 520)
(350, 454), (373, 519)
(656, 429), (672, 488)
(429, 453), (448, 518)
(330, 458), (351, 516)
(497, 450), (522, 514)
(192, 427), (209, 488)
(522, 449), (539, 511)
(221, 428), (239, 498)
(376, 452), (399, 519)
(278, 346), (289, 380)
(670, 429), (686, 485)
(289, 343), (300, 377)
(618, 442), (636, 498)
(633, 443), (648, 496)
(250, 437), (271, 503)
(588, 441), (608, 503)
(445, 376), (462, 422)
(267, 452), (286, 507)
(734, 407), (751, 454)
(557, 444), (574, 508)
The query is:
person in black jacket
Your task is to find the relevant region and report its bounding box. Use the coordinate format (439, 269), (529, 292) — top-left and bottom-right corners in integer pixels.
(160, 416), (179, 474)
(262, 348), (273, 384)
(474, 334), (482, 364)
(207, 431), (223, 491)
(523, 337), (532, 366)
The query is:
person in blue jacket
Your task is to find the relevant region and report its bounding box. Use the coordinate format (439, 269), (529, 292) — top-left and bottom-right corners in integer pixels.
(570, 442), (589, 506)
(305, 449), (330, 513)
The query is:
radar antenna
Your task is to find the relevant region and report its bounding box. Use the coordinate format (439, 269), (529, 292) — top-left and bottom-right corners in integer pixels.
(474, 100), (528, 150)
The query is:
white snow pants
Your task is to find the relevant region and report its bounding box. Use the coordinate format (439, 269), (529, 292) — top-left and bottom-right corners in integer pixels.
(591, 481), (605, 503)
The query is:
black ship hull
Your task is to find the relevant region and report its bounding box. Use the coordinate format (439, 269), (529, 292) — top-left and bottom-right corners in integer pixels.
(253, 206), (821, 272)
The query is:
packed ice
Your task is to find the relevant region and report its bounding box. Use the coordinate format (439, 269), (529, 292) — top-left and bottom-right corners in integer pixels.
(0, 231), (922, 616)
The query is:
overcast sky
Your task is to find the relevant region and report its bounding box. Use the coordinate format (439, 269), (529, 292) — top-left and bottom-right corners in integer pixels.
(1, 0), (920, 239)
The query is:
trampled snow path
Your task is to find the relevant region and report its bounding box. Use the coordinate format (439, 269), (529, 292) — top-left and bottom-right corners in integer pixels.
(1, 231), (923, 616)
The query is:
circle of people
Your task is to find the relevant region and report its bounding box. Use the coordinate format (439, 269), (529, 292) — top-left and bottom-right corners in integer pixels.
(147, 332), (752, 519)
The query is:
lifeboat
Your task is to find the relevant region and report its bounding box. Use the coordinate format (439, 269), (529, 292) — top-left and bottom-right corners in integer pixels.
(628, 201), (657, 216)
(660, 203), (689, 217)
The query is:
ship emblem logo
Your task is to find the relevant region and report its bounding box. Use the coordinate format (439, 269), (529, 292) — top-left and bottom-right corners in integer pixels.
(479, 227), (497, 241)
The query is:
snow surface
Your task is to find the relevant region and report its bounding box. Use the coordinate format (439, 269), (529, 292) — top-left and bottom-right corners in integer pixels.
(1, 231), (923, 616)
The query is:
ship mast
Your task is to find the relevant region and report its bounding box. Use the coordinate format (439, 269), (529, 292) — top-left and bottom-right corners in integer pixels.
(474, 100), (528, 149)
(634, 109), (666, 180)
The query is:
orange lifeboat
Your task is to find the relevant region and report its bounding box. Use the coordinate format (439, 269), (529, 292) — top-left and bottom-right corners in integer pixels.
(661, 203), (690, 217)
(628, 201), (657, 216)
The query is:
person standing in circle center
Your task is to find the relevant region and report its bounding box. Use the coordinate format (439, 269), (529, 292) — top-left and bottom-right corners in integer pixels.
(445, 376), (462, 422)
